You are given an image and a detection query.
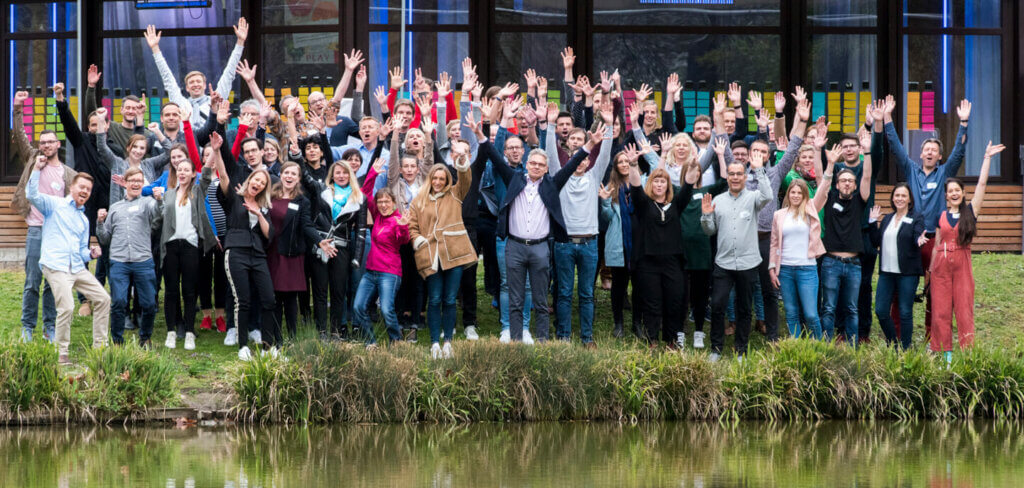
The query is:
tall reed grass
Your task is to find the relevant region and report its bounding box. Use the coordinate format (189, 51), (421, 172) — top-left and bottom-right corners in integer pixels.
(233, 339), (1024, 424)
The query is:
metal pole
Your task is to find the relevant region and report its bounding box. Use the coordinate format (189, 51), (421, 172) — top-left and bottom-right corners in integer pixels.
(399, 0), (406, 100)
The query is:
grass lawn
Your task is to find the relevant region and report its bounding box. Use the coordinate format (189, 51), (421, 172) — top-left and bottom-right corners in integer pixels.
(2, 253), (1022, 406)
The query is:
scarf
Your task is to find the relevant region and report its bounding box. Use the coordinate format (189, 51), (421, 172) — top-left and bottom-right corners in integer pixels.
(331, 183), (352, 220)
(618, 185), (634, 269)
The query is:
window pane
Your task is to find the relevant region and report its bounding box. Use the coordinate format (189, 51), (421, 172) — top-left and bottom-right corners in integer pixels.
(593, 33), (779, 131)
(9, 2), (77, 33)
(902, 35), (1000, 176)
(495, 0), (567, 25)
(102, 0), (240, 30)
(594, 0), (779, 26)
(7, 39), (78, 178)
(368, 0), (469, 25)
(101, 35), (240, 124)
(807, 35), (877, 133)
(263, 0), (340, 26)
(261, 32), (341, 104)
(808, 0), (875, 27)
(368, 31), (468, 115)
(494, 32), (567, 87)
(904, 0), (999, 29)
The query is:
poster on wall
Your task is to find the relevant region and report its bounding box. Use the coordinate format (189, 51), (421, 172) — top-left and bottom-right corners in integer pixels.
(282, 1), (339, 65)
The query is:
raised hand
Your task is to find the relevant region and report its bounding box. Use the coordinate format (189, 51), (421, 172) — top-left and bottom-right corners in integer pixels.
(413, 67), (429, 92)
(863, 102), (874, 127)
(701, 193), (715, 215)
(634, 83), (653, 102)
(749, 148), (765, 169)
(775, 135), (788, 151)
(97, 208), (108, 223)
(374, 85), (389, 108)
(461, 57), (477, 80)
(52, 83), (65, 101)
(756, 109), (770, 130)
(656, 132), (672, 155)
(599, 102), (613, 125)
(372, 157), (387, 174)
(883, 94), (896, 117)
(712, 136), (727, 157)
(858, 127), (871, 153)
(628, 100), (641, 127)
(869, 99), (885, 124)
(586, 122), (608, 148)
(792, 85), (807, 104)
(984, 140), (1006, 159)
(869, 205), (881, 222)
(435, 71), (451, 98)
(379, 116), (396, 139)
(144, 25), (162, 52)
(774, 91), (786, 113)
(178, 103), (192, 124)
(727, 82), (742, 107)
(621, 143), (640, 163)
(712, 92), (727, 115)
(238, 112), (256, 129)
(957, 99), (972, 123)
(13, 90), (28, 106)
(520, 103), (538, 128)
(110, 174), (125, 188)
(147, 121), (161, 134)
(524, 68), (538, 90)
(344, 49), (364, 72)
(560, 47), (576, 70)
(235, 59), (256, 82)
(389, 66), (407, 91)
(665, 73), (682, 99)
(537, 76), (549, 99)
(598, 183), (613, 200)
(825, 143), (843, 165)
(599, 70), (612, 92)
(464, 109), (481, 138)
(545, 101), (559, 124)
(233, 17), (249, 45)
(355, 65), (368, 91)
(747, 90), (763, 112)
(34, 155), (47, 171)
(813, 121), (829, 149)
(498, 82), (520, 99)
(209, 131), (223, 150)
(795, 98), (811, 120)
(87, 64), (102, 87)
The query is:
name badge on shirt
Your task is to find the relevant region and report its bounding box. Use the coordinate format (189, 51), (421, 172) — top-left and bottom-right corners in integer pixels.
(833, 202), (844, 212)
(739, 211), (751, 219)
(50, 181), (62, 191)
(128, 205), (140, 213)
(287, 202), (300, 211)
(926, 182), (938, 190)
(901, 216), (914, 224)
(692, 194), (703, 200)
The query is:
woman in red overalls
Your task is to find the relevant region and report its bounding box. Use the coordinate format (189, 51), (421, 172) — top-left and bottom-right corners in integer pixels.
(930, 141), (1004, 362)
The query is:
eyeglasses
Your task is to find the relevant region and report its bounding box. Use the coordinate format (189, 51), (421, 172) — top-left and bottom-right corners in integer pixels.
(125, 179), (144, 184)
(39, 140), (59, 145)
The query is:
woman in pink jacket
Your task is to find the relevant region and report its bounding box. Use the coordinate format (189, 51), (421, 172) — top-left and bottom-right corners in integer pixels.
(352, 157), (411, 347)
(768, 168), (830, 339)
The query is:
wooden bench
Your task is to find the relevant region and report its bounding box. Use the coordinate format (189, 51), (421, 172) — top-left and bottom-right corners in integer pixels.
(0, 186), (27, 247)
(874, 184), (1022, 252)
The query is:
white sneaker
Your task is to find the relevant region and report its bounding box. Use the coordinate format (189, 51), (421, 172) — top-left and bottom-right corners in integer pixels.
(224, 327), (238, 346)
(676, 332), (686, 349)
(430, 342), (442, 359)
(709, 352), (721, 363)
(184, 332), (196, 350)
(238, 346), (252, 361)
(268, 346), (279, 359)
(248, 329), (262, 344)
(499, 329), (511, 344)
(693, 331), (706, 349)
(465, 326), (479, 341)
(442, 342), (453, 358)
(164, 331), (177, 349)
(523, 329), (534, 345)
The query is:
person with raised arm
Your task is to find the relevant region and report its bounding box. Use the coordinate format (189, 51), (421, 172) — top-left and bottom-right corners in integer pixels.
(746, 88), (811, 345)
(492, 115), (597, 343)
(701, 149), (773, 361)
(11, 89), (75, 342)
(27, 155), (110, 365)
(816, 135), (874, 344)
(210, 128), (280, 361)
(143, 18), (247, 126)
(930, 141), (1004, 362)
(883, 95), (971, 341)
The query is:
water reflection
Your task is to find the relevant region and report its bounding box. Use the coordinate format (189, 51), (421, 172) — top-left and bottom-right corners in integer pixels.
(0, 421), (1021, 487)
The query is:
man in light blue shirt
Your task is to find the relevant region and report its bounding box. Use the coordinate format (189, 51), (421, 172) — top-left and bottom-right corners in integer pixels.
(332, 117), (389, 178)
(27, 156), (110, 364)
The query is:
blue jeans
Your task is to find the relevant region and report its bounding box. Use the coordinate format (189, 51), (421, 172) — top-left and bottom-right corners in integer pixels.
(353, 270), (401, 344)
(820, 256), (861, 343)
(875, 272), (919, 349)
(727, 278), (765, 322)
(778, 265), (822, 339)
(426, 266), (463, 344)
(109, 259), (157, 344)
(554, 238), (598, 343)
(496, 236), (531, 332)
(21, 226), (56, 337)
(342, 231), (372, 327)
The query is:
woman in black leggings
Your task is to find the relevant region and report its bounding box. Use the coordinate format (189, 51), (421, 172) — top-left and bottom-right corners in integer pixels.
(210, 132), (279, 361)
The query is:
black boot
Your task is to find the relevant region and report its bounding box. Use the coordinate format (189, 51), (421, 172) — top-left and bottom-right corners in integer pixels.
(613, 321), (624, 338)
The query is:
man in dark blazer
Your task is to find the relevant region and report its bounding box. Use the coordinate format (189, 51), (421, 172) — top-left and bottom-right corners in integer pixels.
(492, 125), (603, 342)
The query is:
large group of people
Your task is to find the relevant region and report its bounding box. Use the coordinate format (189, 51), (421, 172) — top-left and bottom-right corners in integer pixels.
(13, 19), (1001, 364)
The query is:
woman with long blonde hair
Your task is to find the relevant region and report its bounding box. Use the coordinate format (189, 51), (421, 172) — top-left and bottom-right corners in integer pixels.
(768, 177), (825, 339)
(661, 132), (697, 185)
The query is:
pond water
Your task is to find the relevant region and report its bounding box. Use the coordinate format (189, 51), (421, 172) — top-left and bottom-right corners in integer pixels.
(1, 421), (1021, 487)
